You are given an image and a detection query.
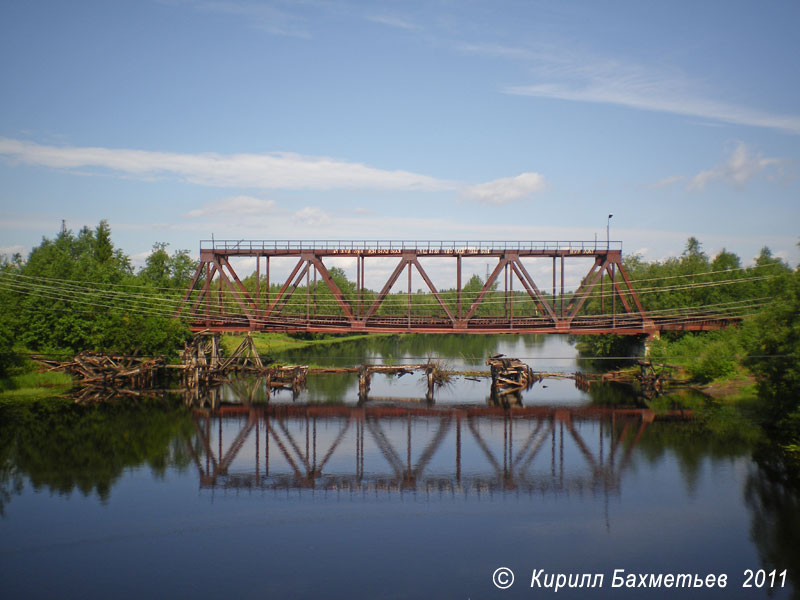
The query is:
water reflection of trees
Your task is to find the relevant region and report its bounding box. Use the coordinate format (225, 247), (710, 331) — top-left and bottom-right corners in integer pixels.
(746, 449), (800, 598)
(0, 399), (192, 515)
(282, 334), (546, 367)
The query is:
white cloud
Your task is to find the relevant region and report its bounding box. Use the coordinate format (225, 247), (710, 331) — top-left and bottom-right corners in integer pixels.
(186, 196), (277, 218)
(0, 138), (455, 192)
(650, 142), (785, 192)
(294, 206), (330, 227)
(688, 142), (781, 191)
(459, 43), (800, 135)
(366, 13), (420, 31)
(649, 175), (685, 190)
(463, 172), (545, 205)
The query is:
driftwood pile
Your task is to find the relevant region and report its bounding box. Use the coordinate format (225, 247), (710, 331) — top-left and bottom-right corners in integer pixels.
(37, 352), (165, 388)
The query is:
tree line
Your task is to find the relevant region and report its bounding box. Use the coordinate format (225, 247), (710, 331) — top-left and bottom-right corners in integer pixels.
(0, 221), (193, 373)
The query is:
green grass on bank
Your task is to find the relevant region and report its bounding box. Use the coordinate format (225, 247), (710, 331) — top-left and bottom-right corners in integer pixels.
(695, 372), (758, 404)
(220, 332), (391, 358)
(0, 370), (73, 401)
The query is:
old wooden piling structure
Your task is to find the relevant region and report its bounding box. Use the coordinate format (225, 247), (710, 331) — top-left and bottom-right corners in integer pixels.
(486, 357), (538, 392)
(357, 363), (442, 402)
(36, 352), (166, 388)
(179, 332), (306, 393)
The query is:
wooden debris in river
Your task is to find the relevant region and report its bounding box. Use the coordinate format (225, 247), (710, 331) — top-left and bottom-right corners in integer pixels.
(35, 352), (165, 388)
(357, 362), (449, 402)
(485, 357), (539, 392)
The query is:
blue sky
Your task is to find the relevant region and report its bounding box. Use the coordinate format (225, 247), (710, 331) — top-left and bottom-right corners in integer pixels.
(1, 0), (799, 285)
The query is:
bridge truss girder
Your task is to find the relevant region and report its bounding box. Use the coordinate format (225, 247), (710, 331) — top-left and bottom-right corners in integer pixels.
(176, 243), (660, 335)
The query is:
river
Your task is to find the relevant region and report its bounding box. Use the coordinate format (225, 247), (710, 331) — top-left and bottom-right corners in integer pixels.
(0, 334), (797, 599)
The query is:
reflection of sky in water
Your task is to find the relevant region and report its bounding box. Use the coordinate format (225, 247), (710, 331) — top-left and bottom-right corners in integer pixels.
(2, 395), (796, 598)
(274, 335), (592, 405)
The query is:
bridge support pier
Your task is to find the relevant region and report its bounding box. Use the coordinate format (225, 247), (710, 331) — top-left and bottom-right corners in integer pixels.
(644, 331), (661, 358)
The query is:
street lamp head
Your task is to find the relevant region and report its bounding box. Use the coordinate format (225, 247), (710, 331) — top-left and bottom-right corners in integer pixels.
(608, 214), (613, 219)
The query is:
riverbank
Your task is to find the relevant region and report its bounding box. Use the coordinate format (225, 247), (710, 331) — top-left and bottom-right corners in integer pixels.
(220, 331), (394, 359)
(695, 373), (758, 402)
(0, 370), (73, 402)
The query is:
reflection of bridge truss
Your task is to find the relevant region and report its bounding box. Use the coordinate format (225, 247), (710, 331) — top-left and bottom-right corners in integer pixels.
(186, 405), (673, 496)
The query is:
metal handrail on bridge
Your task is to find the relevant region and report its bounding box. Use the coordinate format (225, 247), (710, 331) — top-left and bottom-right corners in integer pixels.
(200, 239), (624, 253)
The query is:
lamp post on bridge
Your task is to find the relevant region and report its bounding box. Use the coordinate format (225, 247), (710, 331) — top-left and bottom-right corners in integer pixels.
(606, 214), (613, 250)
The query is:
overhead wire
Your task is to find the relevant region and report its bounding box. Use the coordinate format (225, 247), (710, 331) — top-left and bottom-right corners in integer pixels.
(1, 271), (778, 316)
(0, 266), (783, 323)
(0, 272), (775, 323)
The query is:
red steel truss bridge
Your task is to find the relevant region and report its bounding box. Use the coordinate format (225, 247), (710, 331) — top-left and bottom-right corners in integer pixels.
(176, 240), (742, 335)
(187, 404), (677, 495)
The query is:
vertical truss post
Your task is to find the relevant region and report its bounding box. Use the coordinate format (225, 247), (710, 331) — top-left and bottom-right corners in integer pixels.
(509, 262), (514, 328)
(456, 254), (462, 321)
(407, 261), (412, 329)
(205, 263), (211, 323)
(357, 254), (362, 319)
(612, 262), (616, 328)
(306, 263), (310, 324)
(560, 255), (565, 318)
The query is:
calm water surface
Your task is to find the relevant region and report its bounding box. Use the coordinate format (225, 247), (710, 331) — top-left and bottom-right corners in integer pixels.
(1, 335), (798, 599)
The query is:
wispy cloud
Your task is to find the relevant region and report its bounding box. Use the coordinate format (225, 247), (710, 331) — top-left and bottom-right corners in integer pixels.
(653, 142), (784, 191)
(0, 138), (454, 192)
(463, 172), (545, 205)
(0, 138), (551, 203)
(162, 0), (311, 38)
(185, 195), (277, 217)
(688, 142), (782, 190)
(366, 13), (420, 31)
(460, 42), (800, 135)
(649, 175), (686, 190)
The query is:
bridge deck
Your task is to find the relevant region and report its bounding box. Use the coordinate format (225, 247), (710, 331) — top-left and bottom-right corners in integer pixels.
(200, 239), (623, 257)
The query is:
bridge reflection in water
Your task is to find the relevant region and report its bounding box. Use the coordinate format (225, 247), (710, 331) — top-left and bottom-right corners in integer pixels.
(187, 403), (673, 497)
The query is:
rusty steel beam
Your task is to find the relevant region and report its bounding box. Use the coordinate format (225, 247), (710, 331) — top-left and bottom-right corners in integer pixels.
(266, 257), (306, 316)
(176, 241), (739, 335)
(463, 257), (508, 321)
(306, 253), (356, 321)
(411, 258), (456, 323)
(510, 257), (558, 321)
(363, 254), (413, 320)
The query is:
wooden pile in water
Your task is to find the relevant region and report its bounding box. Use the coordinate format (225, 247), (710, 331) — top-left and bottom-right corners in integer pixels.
(357, 362), (447, 402)
(486, 357), (538, 392)
(179, 332), (306, 392)
(266, 365), (308, 392)
(36, 352), (165, 388)
(574, 371), (592, 392)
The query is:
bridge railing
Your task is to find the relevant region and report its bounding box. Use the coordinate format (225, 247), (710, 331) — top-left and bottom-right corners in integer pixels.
(200, 239), (623, 253)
